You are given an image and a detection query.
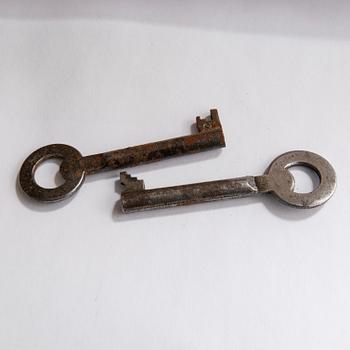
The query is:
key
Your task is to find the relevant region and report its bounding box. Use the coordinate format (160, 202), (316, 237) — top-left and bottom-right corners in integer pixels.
(120, 150), (336, 213)
(19, 109), (225, 202)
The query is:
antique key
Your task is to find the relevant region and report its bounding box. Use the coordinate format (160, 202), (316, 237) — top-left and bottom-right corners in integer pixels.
(19, 109), (225, 202)
(120, 150), (336, 213)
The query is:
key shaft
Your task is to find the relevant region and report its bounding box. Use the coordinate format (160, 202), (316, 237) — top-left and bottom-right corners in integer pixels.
(80, 123), (224, 175)
(120, 173), (268, 213)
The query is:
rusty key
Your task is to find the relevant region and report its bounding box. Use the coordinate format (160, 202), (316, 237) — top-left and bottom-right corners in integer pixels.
(19, 109), (225, 202)
(120, 150), (336, 213)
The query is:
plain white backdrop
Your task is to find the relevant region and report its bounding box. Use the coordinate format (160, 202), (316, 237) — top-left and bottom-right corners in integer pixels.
(1, 1), (350, 349)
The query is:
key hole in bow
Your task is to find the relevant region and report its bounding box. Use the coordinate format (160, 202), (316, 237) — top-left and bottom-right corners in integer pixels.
(34, 159), (65, 189)
(289, 165), (320, 193)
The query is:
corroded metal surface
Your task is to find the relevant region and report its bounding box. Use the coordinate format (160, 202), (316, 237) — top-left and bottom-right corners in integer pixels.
(79, 109), (225, 175)
(120, 150), (336, 213)
(19, 144), (85, 203)
(19, 109), (226, 202)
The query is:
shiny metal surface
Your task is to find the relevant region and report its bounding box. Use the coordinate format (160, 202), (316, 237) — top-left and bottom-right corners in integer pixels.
(265, 150), (336, 208)
(120, 150), (336, 213)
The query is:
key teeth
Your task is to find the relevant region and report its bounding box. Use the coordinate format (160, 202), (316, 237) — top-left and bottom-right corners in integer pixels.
(120, 171), (145, 192)
(196, 109), (222, 132)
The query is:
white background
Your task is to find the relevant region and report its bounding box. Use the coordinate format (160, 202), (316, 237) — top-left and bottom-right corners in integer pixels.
(1, 1), (350, 349)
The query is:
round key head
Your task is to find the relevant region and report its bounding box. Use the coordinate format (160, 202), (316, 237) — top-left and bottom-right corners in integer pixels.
(19, 144), (86, 202)
(265, 150), (336, 208)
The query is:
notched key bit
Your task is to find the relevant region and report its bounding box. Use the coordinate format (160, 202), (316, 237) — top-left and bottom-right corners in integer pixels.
(19, 109), (225, 203)
(120, 172), (145, 192)
(196, 108), (221, 132)
(120, 151), (336, 213)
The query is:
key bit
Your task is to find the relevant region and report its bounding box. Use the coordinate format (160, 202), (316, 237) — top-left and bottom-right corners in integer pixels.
(196, 109), (221, 132)
(120, 172), (144, 192)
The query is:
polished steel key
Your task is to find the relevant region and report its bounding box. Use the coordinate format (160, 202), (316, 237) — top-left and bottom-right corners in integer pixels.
(120, 150), (336, 213)
(19, 109), (225, 202)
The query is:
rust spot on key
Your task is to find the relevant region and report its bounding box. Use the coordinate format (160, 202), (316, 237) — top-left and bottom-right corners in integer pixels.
(19, 109), (226, 202)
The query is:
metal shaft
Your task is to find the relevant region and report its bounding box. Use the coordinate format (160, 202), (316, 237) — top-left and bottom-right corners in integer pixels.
(60, 108), (225, 177)
(80, 128), (225, 174)
(121, 176), (261, 213)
